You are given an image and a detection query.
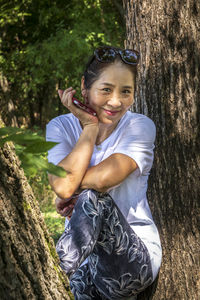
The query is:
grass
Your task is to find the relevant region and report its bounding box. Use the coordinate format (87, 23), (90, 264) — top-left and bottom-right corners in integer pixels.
(28, 172), (65, 244)
(41, 202), (65, 244)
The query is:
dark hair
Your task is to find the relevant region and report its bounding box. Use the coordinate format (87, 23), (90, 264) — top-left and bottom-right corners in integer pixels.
(83, 46), (138, 90)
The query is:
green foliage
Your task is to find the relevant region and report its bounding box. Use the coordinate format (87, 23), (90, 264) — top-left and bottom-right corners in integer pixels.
(42, 203), (66, 244)
(0, 127), (66, 177)
(27, 162), (65, 244)
(0, 125), (66, 244)
(0, 0), (125, 127)
(0, 127), (44, 146)
(0, 0), (125, 244)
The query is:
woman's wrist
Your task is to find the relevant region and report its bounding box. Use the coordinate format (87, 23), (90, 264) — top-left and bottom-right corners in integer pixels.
(83, 122), (99, 130)
(82, 123), (99, 140)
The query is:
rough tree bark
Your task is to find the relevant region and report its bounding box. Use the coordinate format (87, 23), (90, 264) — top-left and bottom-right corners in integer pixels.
(0, 130), (73, 299)
(123, 0), (200, 299)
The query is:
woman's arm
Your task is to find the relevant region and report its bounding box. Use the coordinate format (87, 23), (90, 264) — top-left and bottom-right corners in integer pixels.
(48, 87), (99, 199)
(48, 124), (98, 199)
(80, 153), (138, 192)
(54, 153), (137, 218)
(80, 116), (156, 193)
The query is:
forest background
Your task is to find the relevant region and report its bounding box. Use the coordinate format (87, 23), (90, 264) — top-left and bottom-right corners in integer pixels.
(1, 1), (199, 299)
(0, 0), (125, 243)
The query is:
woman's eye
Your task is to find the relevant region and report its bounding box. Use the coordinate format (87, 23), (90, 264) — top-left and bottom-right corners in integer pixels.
(102, 88), (111, 92)
(122, 89), (131, 94)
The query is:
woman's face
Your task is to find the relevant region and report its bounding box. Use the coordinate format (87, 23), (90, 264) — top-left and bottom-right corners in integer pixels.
(85, 61), (135, 126)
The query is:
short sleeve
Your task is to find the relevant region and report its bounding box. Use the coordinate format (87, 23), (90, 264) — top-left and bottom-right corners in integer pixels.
(113, 116), (156, 175)
(46, 117), (74, 165)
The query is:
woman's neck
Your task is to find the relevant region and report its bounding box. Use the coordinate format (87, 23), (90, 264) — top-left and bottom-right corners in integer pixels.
(79, 120), (119, 145)
(96, 121), (119, 145)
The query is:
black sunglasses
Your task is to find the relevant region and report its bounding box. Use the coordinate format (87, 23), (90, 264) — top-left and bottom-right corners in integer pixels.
(94, 47), (140, 65)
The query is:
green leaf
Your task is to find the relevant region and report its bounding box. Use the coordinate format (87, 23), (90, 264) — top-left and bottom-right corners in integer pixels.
(46, 163), (67, 178)
(0, 133), (44, 147)
(0, 127), (25, 137)
(19, 153), (67, 178)
(24, 141), (58, 153)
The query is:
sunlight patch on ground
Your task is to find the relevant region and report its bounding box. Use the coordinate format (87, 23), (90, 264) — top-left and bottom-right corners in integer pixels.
(42, 209), (65, 244)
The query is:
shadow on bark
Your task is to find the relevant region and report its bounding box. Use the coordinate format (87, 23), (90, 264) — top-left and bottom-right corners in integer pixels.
(138, 274), (159, 300)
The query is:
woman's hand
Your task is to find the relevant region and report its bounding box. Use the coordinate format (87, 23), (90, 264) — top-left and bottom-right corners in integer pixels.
(58, 87), (99, 128)
(55, 196), (78, 219)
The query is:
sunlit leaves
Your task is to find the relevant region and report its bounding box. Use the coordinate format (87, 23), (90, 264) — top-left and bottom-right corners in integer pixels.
(0, 127), (67, 178)
(0, 0), (124, 94)
(0, 127), (25, 137)
(19, 152), (66, 178)
(24, 141), (58, 153)
(0, 0), (125, 136)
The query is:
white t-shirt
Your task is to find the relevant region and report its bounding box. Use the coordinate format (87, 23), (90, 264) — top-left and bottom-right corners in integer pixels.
(46, 111), (162, 280)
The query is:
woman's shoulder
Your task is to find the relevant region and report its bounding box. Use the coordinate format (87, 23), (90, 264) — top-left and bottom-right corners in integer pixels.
(47, 113), (78, 129)
(47, 113), (76, 124)
(46, 114), (81, 140)
(121, 112), (156, 141)
(124, 111), (155, 128)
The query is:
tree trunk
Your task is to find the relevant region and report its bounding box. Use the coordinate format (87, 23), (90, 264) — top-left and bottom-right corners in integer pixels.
(0, 74), (19, 127)
(0, 131), (73, 299)
(123, 0), (200, 299)
(7, 99), (19, 127)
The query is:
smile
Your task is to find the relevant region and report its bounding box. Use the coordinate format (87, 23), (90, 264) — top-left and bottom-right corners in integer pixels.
(103, 109), (121, 116)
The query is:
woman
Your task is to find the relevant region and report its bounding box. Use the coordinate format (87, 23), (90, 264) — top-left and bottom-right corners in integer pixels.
(46, 46), (162, 300)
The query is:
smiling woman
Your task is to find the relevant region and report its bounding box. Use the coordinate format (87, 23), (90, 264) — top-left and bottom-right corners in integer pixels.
(46, 46), (162, 299)
(85, 61), (134, 128)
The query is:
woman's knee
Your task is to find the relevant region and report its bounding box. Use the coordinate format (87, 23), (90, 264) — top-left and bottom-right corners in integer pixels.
(77, 189), (114, 218)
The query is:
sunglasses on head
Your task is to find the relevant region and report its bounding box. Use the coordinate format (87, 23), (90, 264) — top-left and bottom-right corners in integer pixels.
(94, 47), (140, 65)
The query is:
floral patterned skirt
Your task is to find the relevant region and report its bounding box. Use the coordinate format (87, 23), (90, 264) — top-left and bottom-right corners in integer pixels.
(56, 189), (153, 300)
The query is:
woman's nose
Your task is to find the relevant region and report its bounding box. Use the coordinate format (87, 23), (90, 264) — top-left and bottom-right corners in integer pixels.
(107, 95), (121, 107)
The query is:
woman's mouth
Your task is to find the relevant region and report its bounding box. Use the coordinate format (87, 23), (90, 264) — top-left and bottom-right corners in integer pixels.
(103, 109), (120, 116)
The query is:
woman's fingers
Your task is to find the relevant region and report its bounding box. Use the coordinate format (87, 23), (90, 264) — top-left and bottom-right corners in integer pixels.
(55, 197), (68, 213)
(58, 87), (99, 127)
(57, 204), (73, 216)
(60, 204), (75, 217)
(58, 87), (73, 103)
(58, 89), (63, 99)
(60, 88), (76, 110)
(62, 206), (74, 217)
(55, 196), (76, 217)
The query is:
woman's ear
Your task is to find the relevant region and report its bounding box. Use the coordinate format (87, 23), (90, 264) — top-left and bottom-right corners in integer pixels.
(81, 76), (89, 103)
(81, 76), (85, 91)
